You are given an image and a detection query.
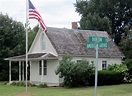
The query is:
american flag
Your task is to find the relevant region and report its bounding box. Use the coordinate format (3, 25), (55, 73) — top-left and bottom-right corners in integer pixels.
(29, 0), (47, 32)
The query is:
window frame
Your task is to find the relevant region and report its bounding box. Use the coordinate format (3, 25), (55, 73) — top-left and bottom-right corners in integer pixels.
(39, 60), (47, 75)
(102, 60), (107, 70)
(91, 61), (94, 65)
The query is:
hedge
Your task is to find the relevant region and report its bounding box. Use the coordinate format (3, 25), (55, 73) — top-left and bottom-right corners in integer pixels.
(88, 70), (124, 86)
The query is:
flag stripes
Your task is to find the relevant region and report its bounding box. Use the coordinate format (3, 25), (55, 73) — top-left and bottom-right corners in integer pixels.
(29, 0), (47, 32)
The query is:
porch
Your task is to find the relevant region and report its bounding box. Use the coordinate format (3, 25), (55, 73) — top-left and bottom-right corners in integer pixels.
(5, 53), (58, 85)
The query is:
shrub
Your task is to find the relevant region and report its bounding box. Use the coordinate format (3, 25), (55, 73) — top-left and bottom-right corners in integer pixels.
(124, 59), (132, 80)
(89, 70), (124, 86)
(108, 64), (129, 81)
(10, 82), (16, 85)
(38, 83), (48, 88)
(3, 81), (8, 85)
(98, 70), (123, 85)
(17, 82), (25, 86)
(31, 84), (36, 87)
(56, 55), (94, 87)
(10, 82), (36, 87)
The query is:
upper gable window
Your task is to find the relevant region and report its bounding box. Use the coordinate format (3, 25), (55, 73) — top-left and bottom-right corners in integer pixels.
(41, 33), (46, 50)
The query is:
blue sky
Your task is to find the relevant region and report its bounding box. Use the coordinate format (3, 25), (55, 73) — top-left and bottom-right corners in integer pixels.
(0, 0), (81, 29)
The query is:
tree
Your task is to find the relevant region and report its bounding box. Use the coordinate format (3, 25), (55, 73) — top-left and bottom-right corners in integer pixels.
(56, 55), (94, 87)
(119, 38), (132, 59)
(119, 21), (132, 59)
(28, 24), (39, 49)
(80, 12), (111, 32)
(75, 0), (132, 45)
(0, 13), (25, 81)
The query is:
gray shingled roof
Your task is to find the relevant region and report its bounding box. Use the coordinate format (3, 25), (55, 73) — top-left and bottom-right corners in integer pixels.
(46, 27), (124, 58)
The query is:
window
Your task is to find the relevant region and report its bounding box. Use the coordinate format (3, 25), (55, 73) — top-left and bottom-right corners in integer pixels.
(39, 60), (47, 75)
(91, 61), (94, 64)
(39, 61), (42, 75)
(102, 61), (107, 70)
(42, 34), (46, 50)
(77, 60), (82, 63)
(43, 60), (47, 75)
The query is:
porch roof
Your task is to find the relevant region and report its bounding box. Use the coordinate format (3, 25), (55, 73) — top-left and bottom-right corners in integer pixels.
(5, 53), (58, 61)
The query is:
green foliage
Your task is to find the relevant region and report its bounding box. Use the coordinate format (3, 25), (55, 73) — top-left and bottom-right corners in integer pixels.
(16, 82), (26, 86)
(119, 38), (132, 59)
(10, 82), (37, 87)
(0, 82), (132, 96)
(89, 70), (124, 86)
(0, 13), (25, 81)
(10, 82), (17, 86)
(0, 13), (39, 81)
(124, 60), (132, 80)
(56, 55), (94, 87)
(80, 12), (111, 32)
(108, 64), (128, 73)
(108, 64), (129, 81)
(98, 70), (124, 85)
(38, 83), (48, 88)
(75, 0), (132, 44)
(28, 24), (39, 49)
(88, 70), (124, 86)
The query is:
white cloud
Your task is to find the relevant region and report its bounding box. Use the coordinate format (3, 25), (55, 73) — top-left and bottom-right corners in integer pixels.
(0, 0), (80, 29)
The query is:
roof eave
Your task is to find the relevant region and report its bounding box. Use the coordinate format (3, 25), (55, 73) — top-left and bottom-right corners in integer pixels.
(58, 54), (125, 58)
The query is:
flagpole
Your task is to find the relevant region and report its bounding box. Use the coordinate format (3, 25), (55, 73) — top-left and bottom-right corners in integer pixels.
(26, 0), (29, 92)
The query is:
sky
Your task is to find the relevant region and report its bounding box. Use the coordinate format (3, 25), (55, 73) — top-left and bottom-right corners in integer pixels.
(0, 0), (81, 29)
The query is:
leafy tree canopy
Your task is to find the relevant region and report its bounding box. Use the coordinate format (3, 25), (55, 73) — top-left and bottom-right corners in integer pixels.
(0, 13), (25, 57)
(0, 13), (25, 81)
(75, 0), (132, 44)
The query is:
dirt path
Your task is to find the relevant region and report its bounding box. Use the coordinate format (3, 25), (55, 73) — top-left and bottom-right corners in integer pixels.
(16, 92), (33, 96)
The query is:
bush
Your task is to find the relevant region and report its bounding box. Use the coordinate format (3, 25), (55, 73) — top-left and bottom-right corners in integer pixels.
(10, 82), (16, 85)
(10, 82), (36, 87)
(3, 81), (8, 85)
(56, 55), (94, 87)
(38, 83), (48, 88)
(89, 70), (124, 86)
(108, 63), (129, 82)
(125, 59), (132, 80)
(98, 70), (123, 85)
(16, 82), (25, 86)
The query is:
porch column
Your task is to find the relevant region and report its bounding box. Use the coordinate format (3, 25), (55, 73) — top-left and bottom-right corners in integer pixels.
(41, 60), (44, 82)
(22, 61), (24, 81)
(9, 60), (11, 83)
(19, 61), (21, 81)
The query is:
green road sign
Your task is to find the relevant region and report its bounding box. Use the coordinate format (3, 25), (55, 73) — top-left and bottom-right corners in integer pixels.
(86, 43), (96, 48)
(98, 42), (108, 48)
(86, 42), (108, 48)
(89, 36), (106, 43)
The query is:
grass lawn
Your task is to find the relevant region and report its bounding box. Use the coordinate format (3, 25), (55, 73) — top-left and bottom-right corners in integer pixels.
(0, 82), (132, 96)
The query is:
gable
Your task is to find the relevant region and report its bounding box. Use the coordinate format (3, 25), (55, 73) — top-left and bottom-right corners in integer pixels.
(46, 27), (124, 58)
(28, 28), (58, 56)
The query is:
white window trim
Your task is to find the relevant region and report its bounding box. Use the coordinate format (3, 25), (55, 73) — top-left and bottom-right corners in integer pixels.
(102, 60), (107, 70)
(39, 60), (47, 75)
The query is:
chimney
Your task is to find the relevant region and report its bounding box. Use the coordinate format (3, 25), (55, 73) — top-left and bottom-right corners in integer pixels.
(72, 22), (78, 29)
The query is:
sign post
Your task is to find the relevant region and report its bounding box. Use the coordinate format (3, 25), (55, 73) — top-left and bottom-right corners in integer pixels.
(86, 36), (108, 96)
(94, 43), (98, 96)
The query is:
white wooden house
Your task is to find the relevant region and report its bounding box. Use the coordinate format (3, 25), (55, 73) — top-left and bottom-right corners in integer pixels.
(5, 27), (124, 86)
